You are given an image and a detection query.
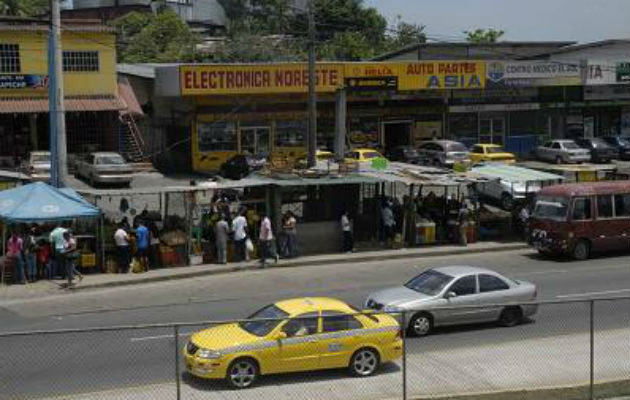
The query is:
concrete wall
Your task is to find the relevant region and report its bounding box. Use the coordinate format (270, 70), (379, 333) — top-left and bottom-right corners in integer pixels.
(294, 221), (342, 255)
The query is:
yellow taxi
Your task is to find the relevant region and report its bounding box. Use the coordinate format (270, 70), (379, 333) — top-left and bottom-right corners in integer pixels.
(183, 297), (402, 389)
(345, 148), (387, 163)
(470, 144), (516, 164)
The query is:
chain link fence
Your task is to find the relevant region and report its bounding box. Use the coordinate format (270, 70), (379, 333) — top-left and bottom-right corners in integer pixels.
(0, 298), (628, 400)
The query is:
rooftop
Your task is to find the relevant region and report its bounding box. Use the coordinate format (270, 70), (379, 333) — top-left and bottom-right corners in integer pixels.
(0, 16), (114, 32)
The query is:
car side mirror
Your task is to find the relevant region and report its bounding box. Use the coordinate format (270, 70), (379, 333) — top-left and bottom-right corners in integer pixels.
(444, 291), (457, 299)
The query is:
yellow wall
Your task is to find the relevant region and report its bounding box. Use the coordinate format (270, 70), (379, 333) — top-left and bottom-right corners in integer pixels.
(0, 29), (116, 97)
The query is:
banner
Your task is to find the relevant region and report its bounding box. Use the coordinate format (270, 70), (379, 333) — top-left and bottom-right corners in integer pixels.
(181, 64), (344, 95)
(0, 75), (49, 90)
(486, 61), (581, 87)
(399, 61), (486, 90)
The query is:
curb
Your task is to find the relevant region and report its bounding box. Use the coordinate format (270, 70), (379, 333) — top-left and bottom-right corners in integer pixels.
(411, 379), (630, 400)
(72, 243), (529, 292)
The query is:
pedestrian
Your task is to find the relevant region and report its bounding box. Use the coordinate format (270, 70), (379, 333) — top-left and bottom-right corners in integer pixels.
(24, 226), (38, 282)
(148, 222), (161, 269)
(258, 212), (278, 268)
(7, 230), (25, 284)
(62, 230), (82, 286)
(49, 223), (68, 279)
(341, 210), (354, 253)
(135, 220), (150, 271)
(37, 239), (52, 280)
(283, 211), (298, 259)
(458, 201), (470, 247)
(382, 201), (396, 247)
(114, 222), (131, 273)
(215, 214), (229, 264)
(231, 210), (248, 262)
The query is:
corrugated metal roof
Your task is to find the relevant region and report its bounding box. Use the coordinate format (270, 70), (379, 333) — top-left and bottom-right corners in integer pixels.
(0, 96), (125, 113)
(471, 164), (565, 183)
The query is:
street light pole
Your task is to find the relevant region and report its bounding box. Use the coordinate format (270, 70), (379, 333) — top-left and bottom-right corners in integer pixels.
(307, 0), (317, 168)
(49, 0), (68, 187)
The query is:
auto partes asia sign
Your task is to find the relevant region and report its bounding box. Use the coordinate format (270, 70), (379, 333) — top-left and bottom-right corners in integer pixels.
(486, 61), (581, 87)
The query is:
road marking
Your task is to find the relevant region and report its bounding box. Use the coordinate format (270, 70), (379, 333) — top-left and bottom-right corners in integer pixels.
(556, 289), (630, 298)
(130, 332), (193, 342)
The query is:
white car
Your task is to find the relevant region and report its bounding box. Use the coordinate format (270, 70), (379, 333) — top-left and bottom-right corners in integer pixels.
(74, 152), (133, 188)
(23, 151), (51, 181)
(478, 179), (541, 210)
(536, 140), (591, 164)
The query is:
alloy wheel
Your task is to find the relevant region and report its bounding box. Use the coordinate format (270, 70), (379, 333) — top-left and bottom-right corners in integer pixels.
(411, 314), (432, 336)
(352, 349), (378, 376)
(228, 360), (257, 389)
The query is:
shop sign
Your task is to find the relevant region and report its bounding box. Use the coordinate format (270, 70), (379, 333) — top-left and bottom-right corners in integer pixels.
(449, 103), (540, 113)
(617, 62), (630, 83)
(180, 64), (344, 95)
(486, 61), (581, 87)
(399, 61), (486, 90)
(586, 62), (618, 85)
(0, 74), (49, 90)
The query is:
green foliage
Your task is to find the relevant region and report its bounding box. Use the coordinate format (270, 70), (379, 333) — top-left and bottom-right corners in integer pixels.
(385, 15), (426, 50)
(209, 34), (305, 62)
(0, 0), (48, 16)
(464, 28), (505, 43)
(319, 31), (376, 61)
(113, 10), (199, 63)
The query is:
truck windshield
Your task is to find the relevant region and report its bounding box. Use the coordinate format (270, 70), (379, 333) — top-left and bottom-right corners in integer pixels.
(533, 196), (569, 221)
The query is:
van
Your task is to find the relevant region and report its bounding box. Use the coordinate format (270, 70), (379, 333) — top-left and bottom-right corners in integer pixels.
(529, 181), (630, 260)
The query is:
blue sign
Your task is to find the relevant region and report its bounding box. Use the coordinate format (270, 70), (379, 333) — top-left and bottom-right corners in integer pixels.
(0, 75), (49, 90)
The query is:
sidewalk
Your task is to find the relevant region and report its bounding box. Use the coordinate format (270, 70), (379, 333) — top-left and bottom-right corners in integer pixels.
(0, 241), (528, 301)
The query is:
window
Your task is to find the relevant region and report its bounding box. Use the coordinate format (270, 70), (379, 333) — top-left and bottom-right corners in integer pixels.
(0, 43), (20, 73)
(405, 269), (454, 296)
(479, 274), (509, 293)
(322, 311), (363, 332)
(614, 194), (630, 217)
(197, 122), (236, 152)
(572, 197), (592, 220)
(472, 146), (484, 154)
(552, 142), (561, 149)
(543, 142), (552, 148)
(62, 51), (99, 72)
(276, 120), (305, 147)
(597, 195), (614, 218)
(533, 196), (569, 222)
(448, 275), (477, 296)
(282, 312), (319, 337)
(239, 304), (289, 337)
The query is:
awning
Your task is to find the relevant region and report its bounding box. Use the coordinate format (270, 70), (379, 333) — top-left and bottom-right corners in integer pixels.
(471, 164), (565, 183)
(0, 96), (125, 114)
(118, 76), (144, 116)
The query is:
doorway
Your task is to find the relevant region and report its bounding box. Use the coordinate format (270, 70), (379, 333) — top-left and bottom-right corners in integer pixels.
(479, 117), (505, 145)
(383, 121), (412, 150)
(240, 125), (271, 156)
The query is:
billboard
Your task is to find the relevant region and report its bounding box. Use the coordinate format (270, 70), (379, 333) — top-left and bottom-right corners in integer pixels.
(0, 75), (49, 90)
(399, 61), (486, 90)
(486, 61), (581, 87)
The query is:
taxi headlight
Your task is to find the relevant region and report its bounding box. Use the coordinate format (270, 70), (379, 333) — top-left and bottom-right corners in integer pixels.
(198, 349), (222, 359)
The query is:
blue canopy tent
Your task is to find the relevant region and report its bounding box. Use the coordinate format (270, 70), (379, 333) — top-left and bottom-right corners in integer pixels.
(0, 182), (101, 284)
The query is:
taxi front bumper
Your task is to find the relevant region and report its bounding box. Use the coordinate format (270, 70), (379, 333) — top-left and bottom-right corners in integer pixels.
(183, 350), (228, 379)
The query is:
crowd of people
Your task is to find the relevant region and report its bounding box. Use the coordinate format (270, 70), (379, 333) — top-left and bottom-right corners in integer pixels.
(112, 216), (161, 273)
(6, 224), (83, 287)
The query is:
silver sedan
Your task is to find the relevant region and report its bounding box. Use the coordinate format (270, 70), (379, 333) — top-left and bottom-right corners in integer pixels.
(365, 266), (538, 336)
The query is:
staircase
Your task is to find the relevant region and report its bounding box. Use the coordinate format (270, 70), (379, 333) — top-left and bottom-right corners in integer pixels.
(119, 113), (147, 163)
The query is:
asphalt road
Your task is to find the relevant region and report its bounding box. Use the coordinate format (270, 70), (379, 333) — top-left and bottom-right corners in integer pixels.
(0, 248), (629, 399)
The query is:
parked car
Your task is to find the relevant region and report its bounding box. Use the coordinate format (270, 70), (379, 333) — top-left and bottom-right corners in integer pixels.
(469, 144), (516, 165)
(345, 148), (386, 163)
(530, 181), (630, 260)
(536, 140), (591, 164)
(183, 297), (402, 388)
(74, 152), (133, 187)
(574, 138), (616, 164)
(417, 140), (470, 168)
(385, 146), (421, 164)
(22, 151), (51, 181)
(219, 154), (266, 180)
(601, 136), (630, 160)
(365, 266), (538, 337)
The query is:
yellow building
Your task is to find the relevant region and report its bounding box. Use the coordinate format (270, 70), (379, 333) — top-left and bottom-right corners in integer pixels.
(0, 16), (127, 167)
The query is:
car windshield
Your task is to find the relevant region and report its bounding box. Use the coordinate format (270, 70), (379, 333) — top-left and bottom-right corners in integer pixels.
(447, 143), (467, 152)
(31, 154), (50, 163)
(404, 270), (454, 296)
(590, 139), (609, 148)
(618, 137), (630, 146)
(239, 304), (289, 337)
(96, 155), (126, 165)
(562, 142), (580, 150)
(533, 196), (569, 221)
(362, 151), (381, 159)
(486, 146), (507, 154)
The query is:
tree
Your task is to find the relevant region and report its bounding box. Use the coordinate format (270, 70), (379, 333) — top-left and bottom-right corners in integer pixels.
(0, 0), (48, 16)
(464, 28), (505, 43)
(385, 16), (426, 50)
(113, 10), (199, 63)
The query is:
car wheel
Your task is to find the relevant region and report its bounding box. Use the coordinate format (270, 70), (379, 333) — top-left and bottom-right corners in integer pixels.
(349, 348), (380, 377)
(498, 306), (523, 327)
(501, 193), (514, 210)
(555, 156), (563, 164)
(572, 239), (590, 261)
(407, 312), (433, 337)
(433, 159), (442, 167)
(226, 358), (259, 389)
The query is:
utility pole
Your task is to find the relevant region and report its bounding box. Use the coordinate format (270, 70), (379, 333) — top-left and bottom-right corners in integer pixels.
(306, 0), (317, 168)
(50, 0), (68, 187)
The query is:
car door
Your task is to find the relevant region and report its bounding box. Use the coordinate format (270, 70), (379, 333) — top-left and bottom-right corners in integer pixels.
(318, 311), (365, 369)
(470, 145), (484, 164)
(437, 275), (482, 325)
(476, 274), (512, 321)
(594, 194), (616, 251)
(275, 312), (321, 373)
(613, 193), (630, 249)
(538, 142), (551, 161)
(551, 142), (563, 161)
